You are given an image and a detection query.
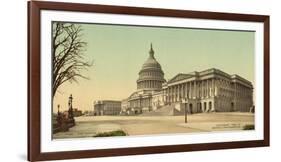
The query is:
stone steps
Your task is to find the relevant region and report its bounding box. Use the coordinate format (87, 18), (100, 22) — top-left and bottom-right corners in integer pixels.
(140, 105), (180, 116)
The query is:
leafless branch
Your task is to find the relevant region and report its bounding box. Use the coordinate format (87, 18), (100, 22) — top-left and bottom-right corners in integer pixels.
(52, 22), (93, 98)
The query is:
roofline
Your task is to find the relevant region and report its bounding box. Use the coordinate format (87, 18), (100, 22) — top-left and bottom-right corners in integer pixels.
(167, 68), (253, 86)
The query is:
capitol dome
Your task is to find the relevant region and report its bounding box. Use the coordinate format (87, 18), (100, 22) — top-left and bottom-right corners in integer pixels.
(137, 44), (166, 90)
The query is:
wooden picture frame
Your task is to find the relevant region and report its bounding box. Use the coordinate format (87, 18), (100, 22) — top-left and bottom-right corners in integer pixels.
(28, 1), (270, 161)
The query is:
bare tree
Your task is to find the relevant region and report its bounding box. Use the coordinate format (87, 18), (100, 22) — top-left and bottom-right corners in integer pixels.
(52, 22), (92, 98)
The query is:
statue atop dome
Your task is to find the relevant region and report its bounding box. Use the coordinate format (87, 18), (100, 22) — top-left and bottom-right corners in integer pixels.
(149, 43), (155, 59)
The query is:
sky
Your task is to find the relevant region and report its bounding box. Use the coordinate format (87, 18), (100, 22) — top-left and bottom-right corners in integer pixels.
(53, 23), (255, 112)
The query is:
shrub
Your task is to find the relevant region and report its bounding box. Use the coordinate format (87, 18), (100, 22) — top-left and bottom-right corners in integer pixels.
(243, 124), (255, 130)
(94, 130), (127, 137)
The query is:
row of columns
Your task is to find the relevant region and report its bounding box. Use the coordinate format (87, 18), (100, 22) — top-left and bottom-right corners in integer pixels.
(233, 83), (253, 112)
(235, 83), (252, 99)
(217, 79), (251, 99)
(129, 98), (151, 108)
(138, 80), (161, 89)
(140, 71), (162, 78)
(165, 79), (218, 103)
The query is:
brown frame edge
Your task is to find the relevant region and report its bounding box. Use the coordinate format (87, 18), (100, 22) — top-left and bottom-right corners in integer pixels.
(28, 1), (270, 161)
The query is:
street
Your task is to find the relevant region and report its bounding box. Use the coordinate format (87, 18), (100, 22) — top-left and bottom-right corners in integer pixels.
(53, 112), (254, 139)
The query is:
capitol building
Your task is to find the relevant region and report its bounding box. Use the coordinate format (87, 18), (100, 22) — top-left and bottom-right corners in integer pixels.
(119, 44), (254, 116)
(94, 44), (254, 116)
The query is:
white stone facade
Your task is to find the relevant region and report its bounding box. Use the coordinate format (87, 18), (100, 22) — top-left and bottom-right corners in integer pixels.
(162, 69), (253, 114)
(122, 45), (254, 115)
(93, 100), (121, 116)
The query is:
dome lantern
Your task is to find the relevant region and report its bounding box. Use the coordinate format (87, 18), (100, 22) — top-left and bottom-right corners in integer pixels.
(149, 43), (155, 59)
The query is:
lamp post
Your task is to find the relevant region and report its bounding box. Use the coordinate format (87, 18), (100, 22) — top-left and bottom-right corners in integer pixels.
(182, 98), (188, 123)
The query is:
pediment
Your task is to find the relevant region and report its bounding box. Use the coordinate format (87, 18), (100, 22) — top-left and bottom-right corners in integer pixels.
(129, 92), (139, 98)
(168, 73), (193, 83)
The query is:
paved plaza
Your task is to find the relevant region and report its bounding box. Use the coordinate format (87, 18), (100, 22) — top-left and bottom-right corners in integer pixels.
(53, 112), (254, 139)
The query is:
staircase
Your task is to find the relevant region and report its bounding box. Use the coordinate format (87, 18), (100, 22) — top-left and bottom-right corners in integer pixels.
(140, 104), (183, 116)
